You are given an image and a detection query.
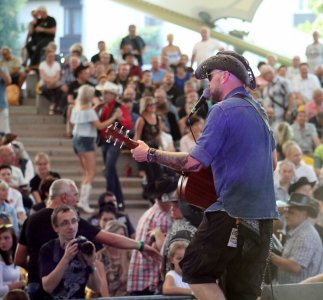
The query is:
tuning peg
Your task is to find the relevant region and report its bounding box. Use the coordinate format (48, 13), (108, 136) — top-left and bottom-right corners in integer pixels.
(113, 138), (119, 146)
(120, 142), (124, 149)
(106, 136), (112, 143)
(114, 122), (118, 129)
(119, 126), (124, 133)
(125, 130), (130, 138)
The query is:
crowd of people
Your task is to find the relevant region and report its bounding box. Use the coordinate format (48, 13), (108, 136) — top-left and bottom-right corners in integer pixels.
(0, 3), (323, 298)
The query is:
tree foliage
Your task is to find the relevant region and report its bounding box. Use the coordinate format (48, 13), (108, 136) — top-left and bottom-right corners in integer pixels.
(298, 0), (323, 35)
(0, 0), (26, 54)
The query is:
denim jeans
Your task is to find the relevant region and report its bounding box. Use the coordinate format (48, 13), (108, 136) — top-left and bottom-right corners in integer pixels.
(101, 142), (124, 207)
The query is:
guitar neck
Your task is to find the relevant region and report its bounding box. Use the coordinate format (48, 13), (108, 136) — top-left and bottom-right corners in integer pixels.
(105, 123), (139, 149)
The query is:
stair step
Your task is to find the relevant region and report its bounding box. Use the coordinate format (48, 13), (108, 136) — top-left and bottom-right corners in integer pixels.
(9, 114), (64, 124)
(9, 105), (38, 115)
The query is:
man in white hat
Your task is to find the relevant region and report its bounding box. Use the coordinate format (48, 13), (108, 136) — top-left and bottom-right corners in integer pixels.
(96, 82), (133, 210)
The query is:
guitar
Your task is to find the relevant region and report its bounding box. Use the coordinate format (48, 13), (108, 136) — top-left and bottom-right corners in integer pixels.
(105, 123), (218, 210)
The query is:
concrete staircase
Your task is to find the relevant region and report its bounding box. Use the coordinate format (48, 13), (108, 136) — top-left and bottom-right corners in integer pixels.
(8, 95), (150, 217)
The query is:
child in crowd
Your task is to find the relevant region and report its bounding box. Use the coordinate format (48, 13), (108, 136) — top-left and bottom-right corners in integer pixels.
(162, 240), (193, 296)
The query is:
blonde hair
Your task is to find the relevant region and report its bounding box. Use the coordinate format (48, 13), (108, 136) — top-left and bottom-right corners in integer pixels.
(275, 122), (293, 146)
(168, 240), (189, 270)
(105, 220), (128, 236)
(139, 96), (156, 114)
(76, 84), (95, 106)
(34, 152), (50, 165)
(282, 140), (302, 157)
(0, 180), (9, 190)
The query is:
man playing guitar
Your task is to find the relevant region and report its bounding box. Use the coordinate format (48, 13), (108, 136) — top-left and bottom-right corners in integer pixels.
(131, 51), (278, 300)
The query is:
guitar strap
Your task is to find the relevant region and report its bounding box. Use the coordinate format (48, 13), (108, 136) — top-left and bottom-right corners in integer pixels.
(235, 93), (271, 132)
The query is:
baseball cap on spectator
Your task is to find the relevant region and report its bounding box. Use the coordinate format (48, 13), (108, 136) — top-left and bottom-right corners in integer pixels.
(288, 177), (315, 194)
(73, 64), (89, 77)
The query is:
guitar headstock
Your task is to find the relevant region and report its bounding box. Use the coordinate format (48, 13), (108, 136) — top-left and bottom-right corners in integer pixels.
(105, 122), (138, 150)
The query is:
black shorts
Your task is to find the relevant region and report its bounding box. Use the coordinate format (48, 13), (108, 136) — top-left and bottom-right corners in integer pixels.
(180, 211), (273, 300)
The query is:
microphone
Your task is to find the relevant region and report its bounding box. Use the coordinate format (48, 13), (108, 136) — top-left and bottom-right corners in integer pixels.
(189, 88), (211, 117)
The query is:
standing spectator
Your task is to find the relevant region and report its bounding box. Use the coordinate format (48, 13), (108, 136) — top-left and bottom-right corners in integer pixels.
(306, 31), (323, 73)
(161, 34), (182, 69)
(29, 6), (56, 67)
(271, 193), (323, 283)
(134, 96), (163, 201)
(1, 47), (26, 92)
(29, 152), (60, 204)
(261, 64), (294, 123)
(0, 214), (26, 296)
(0, 64), (11, 135)
(179, 116), (204, 153)
(91, 41), (115, 65)
(191, 26), (224, 68)
(127, 178), (172, 295)
(38, 47), (62, 115)
(71, 85), (119, 213)
(120, 25), (146, 66)
(291, 109), (320, 155)
(39, 205), (101, 299)
(96, 82), (133, 210)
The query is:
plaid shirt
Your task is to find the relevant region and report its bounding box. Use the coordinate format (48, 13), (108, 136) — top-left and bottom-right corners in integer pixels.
(278, 219), (323, 284)
(127, 203), (172, 293)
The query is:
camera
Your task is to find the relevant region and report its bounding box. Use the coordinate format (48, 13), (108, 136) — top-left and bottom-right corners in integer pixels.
(75, 236), (94, 255)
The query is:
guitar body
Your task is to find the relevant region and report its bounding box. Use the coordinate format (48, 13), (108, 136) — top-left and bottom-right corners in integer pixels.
(104, 124), (218, 210)
(177, 167), (218, 210)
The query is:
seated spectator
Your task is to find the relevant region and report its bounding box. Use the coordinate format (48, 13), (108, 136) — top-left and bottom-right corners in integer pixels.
(124, 52), (142, 80)
(175, 80), (198, 113)
(271, 193), (323, 284)
(179, 116), (204, 152)
(96, 220), (130, 297)
(137, 70), (154, 98)
(29, 6), (56, 67)
(288, 176), (315, 197)
(0, 214), (26, 297)
(304, 88), (323, 119)
(150, 56), (166, 89)
(0, 165), (26, 225)
(98, 205), (117, 230)
(29, 152), (60, 204)
(163, 241), (193, 296)
(0, 145), (27, 189)
(88, 191), (136, 239)
(274, 122), (293, 161)
(30, 176), (57, 214)
(39, 205), (101, 299)
(1, 47), (26, 92)
(286, 55), (301, 82)
(3, 289), (30, 300)
(291, 108), (320, 155)
(64, 43), (88, 66)
(309, 111), (323, 139)
(38, 47), (63, 115)
(315, 64), (323, 87)
(174, 64), (191, 93)
(278, 141), (317, 183)
(162, 71), (182, 105)
(0, 181), (19, 235)
(115, 63), (130, 92)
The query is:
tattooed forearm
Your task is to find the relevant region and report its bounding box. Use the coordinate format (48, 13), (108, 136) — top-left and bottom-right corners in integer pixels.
(155, 150), (202, 172)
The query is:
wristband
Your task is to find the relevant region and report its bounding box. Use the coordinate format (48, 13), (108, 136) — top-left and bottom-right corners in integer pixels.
(137, 240), (144, 252)
(146, 148), (157, 163)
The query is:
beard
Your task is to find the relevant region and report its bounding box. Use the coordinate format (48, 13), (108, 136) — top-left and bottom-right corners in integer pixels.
(210, 88), (221, 103)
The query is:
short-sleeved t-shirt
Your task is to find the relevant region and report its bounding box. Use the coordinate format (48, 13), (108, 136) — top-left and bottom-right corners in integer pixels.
(190, 87), (278, 219)
(19, 208), (100, 283)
